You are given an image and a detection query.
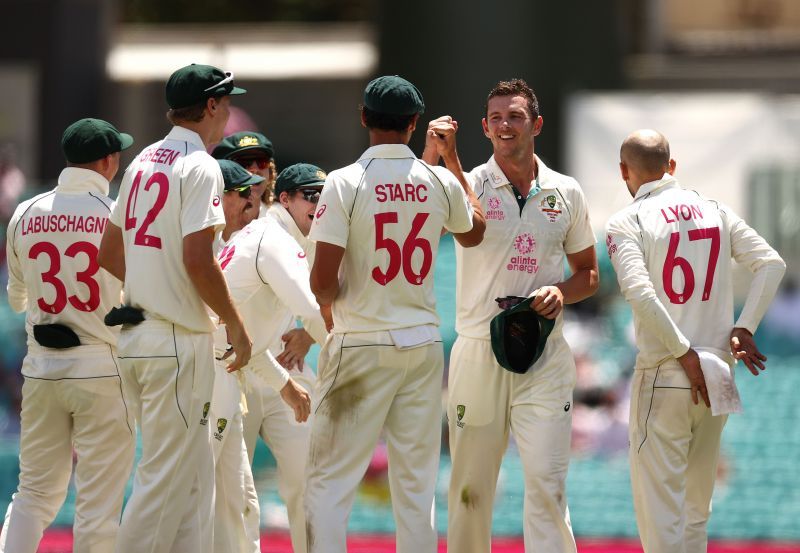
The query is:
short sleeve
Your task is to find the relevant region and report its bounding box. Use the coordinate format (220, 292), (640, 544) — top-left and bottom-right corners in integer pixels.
(563, 183), (596, 254)
(109, 166), (133, 228)
(309, 173), (352, 248)
(181, 155), (226, 237)
(433, 167), (473, 234)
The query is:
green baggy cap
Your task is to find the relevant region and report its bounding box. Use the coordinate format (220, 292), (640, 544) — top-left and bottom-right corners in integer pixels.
(166, 64), (246, 109)
(61, 118), (134, 164)
(363, 75), (425, 115)
(212, 131), (274, 160)
(217, 159), (265, 191)
(490, 296), (554, 374)
(275, 163), (327, 195)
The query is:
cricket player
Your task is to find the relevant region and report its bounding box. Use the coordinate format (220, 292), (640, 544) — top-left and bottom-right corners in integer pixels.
(423, 78), (599, 553)
(2, 118), (135, 553)
(213, 131), (276, 218)
(210, 159), (312, 553)
(97, 63), (252, 553)
(230, 163), (327, 553)
(605, 129), (785, 552)
(305, 75), (485, 553)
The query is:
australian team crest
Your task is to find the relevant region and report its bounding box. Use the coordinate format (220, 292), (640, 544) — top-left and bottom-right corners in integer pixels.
(200, 402), (210, 425)
(214, 418), (228, 441)
(538, 194), (563, 223)
(237, 135), (260, 148)
(456, 404), (466, 428)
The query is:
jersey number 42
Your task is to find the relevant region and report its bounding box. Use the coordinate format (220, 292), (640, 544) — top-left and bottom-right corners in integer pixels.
(124, 171), (169, 249)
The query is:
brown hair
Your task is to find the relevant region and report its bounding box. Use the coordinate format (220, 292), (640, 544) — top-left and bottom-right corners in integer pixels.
(166, 95), (225, 125)
(486, 79), (539, 119)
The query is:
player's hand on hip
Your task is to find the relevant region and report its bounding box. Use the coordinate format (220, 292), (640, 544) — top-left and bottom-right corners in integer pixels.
(225, 322), (253, 373)
(677, 348), (710, 407)
(530, 286), (563, 319)
(280, 378), (311, 423)
(730, 327), (767, 375)
(320, 304), (334, 333)
(277, 328), (314, 371)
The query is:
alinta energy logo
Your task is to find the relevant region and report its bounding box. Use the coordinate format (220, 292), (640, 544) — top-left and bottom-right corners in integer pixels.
(486, 196), (505, 220)
(508, 232), (538, 274)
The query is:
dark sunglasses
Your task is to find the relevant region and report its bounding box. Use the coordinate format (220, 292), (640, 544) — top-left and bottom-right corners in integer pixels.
(299, 189), (322, 203)
(226, 185), (252, 199)
(233, 157), (270, 171)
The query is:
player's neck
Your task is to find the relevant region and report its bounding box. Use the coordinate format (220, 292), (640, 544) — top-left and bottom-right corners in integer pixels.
(368, 129), (411, 146)
(175, 121), (215, 148)
(495, 151), (538, 195)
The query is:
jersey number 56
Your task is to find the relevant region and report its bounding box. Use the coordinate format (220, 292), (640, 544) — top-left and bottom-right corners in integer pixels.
(372, 212), (432, 286)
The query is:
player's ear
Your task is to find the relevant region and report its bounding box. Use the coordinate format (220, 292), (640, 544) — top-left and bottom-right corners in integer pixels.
(481, 118), (490, 138)
(359, 108), (367, 129)
(207, 96), (218, 115)
(407, 114), (419, 133)
(667, 158), (676, 175)
(619, 161), (629, 181)
(532, 116), (543, 137)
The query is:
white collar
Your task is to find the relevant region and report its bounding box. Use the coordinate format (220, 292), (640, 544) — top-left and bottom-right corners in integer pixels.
(56, 167), (110, 196)
(485, 154), (556, 190)
(357, 143), (416, 161)
(166, 126), (206, 149)
(635, 174), (679, 200)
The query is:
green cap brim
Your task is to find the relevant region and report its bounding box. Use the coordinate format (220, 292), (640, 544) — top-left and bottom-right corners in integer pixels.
(119, 133), (134, 151)
(223, 144), (270, 159)
(242, 173), (265, 186)
(229, 86), (247, 96)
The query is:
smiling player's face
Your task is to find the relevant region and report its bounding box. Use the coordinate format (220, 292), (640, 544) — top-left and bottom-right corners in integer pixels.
(280, 188), (322, 237)
(482, 94), (542, 159)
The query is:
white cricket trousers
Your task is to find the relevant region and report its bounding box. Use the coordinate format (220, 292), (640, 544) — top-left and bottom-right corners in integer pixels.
(446, 335), (577, 553)
(304, 332), (444, 553)
(629, 361), (727, 553)
(210, 359), (258, 553)
(114, 320), (215, 553)
(242, 366), (315, 553)
(0, 346), (134, 553)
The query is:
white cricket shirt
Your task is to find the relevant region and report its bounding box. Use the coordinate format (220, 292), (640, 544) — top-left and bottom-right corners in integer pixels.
(110, 126), (225, 333)
(309, 143), (474, 333)
(217, 216), (327, 388)
(456, 155), (596, 340)
(606, 175), (785, 369)
(267, 203), (316, 266)
(6, 168), (121, 368)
